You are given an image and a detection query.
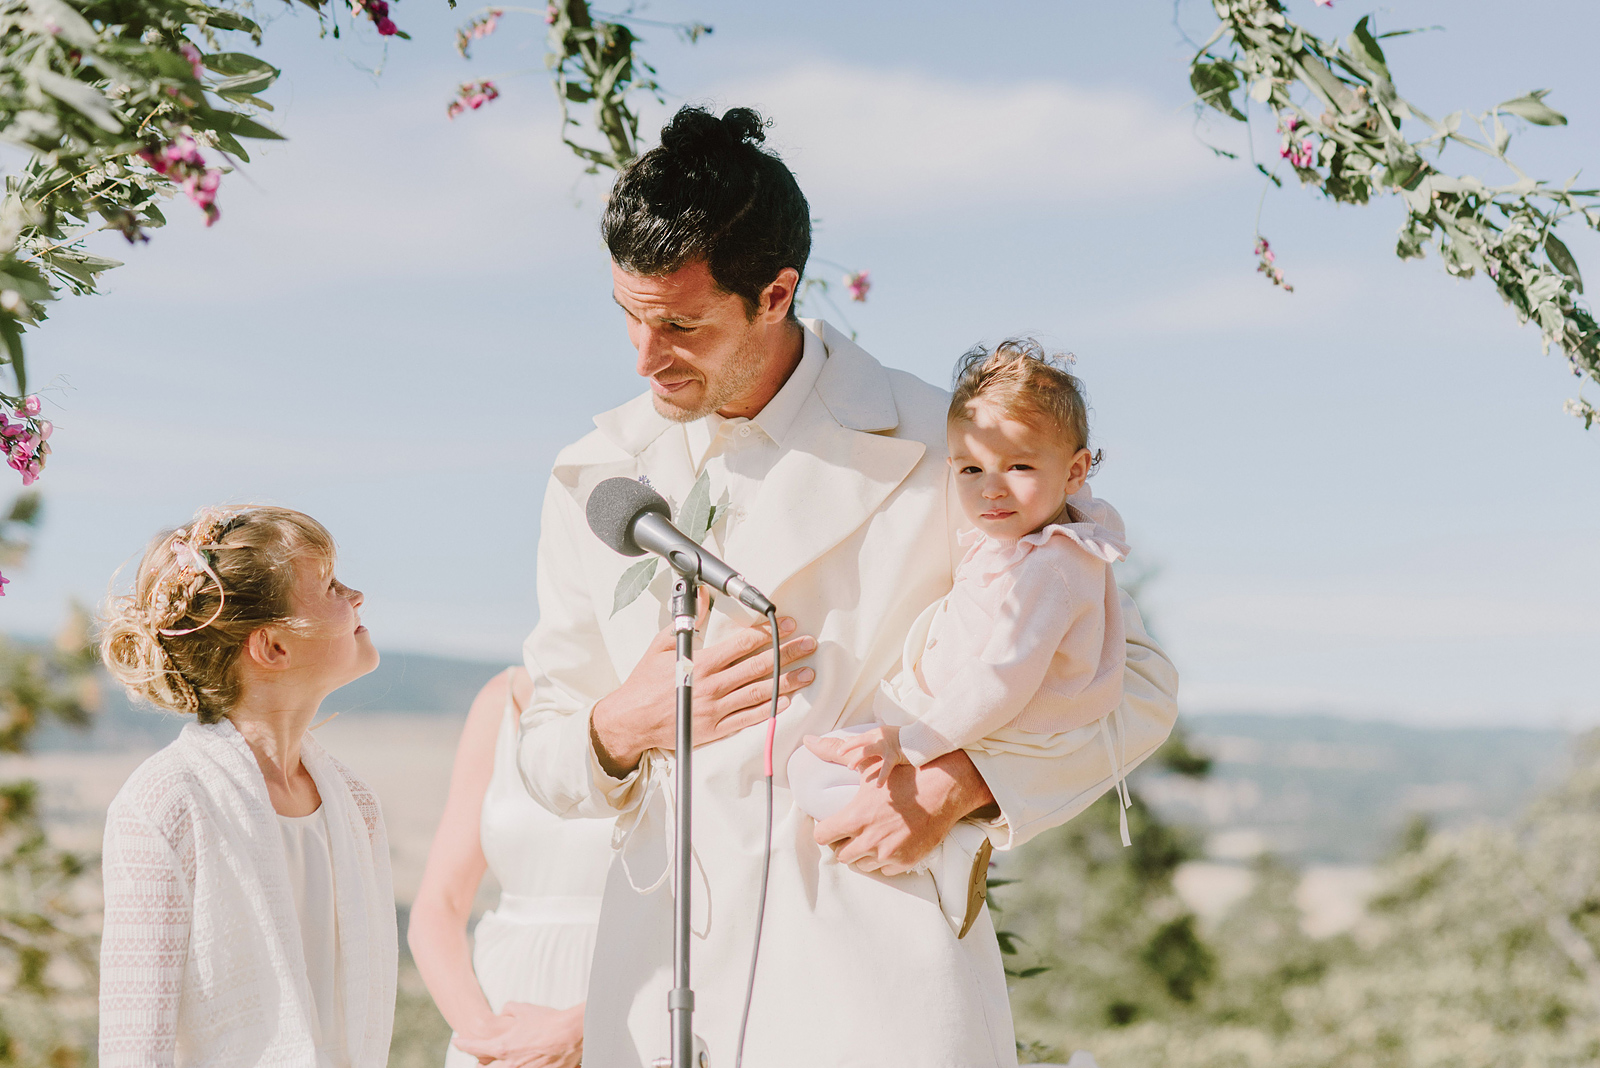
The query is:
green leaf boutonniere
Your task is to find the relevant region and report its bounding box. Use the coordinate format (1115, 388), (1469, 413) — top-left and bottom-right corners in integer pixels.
(610, 470), (724, 616)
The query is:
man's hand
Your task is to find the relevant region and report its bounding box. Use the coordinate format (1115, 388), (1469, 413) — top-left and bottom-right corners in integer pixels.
(807, 741), (997, 876)
(590, 614), (816, 778)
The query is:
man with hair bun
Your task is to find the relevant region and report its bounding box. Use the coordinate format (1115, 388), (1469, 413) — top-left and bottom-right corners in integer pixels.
(517, 104), (1178, 1066)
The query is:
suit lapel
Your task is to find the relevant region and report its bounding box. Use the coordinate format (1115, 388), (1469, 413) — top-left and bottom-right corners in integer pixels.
(728, 324), (926, 601)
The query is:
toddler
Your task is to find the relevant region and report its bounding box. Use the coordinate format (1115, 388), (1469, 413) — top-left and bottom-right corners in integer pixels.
(789, 339), (1132, 935)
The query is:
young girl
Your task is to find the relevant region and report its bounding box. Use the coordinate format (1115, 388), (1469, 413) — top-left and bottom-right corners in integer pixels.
(97, 506), (397, 1068)
(789, 339), (1132, 934)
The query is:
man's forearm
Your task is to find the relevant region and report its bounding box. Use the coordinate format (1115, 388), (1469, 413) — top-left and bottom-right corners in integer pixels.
(924, 750), (999, 823)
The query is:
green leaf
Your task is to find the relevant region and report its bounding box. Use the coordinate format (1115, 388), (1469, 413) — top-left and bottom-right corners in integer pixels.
(189, 7), (258, 33)
(1546, 233), (1584, 294)
(218, 92), (275, 112)
(0, 315), (26, 394)
(206, 111), (284, 141)
(215, 71), (277, 96)
(1189, 61), (1244, 122)
(678, 470), (713, 544)
(612, 558), (659, 616)
(32, 70), (122, 134)
(1499, 91), (1567, 127)
(1346, 16), (1390, 81)
(203, 53), (279, 78)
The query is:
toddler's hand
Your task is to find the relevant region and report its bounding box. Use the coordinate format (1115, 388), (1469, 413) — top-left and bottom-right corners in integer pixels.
(831, 725), (906, 784)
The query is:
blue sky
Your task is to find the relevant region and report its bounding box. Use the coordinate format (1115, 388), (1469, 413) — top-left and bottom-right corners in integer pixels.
(4, 0), (1598, 727)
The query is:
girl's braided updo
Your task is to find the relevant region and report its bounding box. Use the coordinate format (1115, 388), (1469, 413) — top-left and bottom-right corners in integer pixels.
(99, 506), (336, 723)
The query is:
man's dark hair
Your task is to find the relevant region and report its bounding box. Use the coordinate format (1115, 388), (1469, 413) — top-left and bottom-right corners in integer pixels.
(603, 105), (811, 319)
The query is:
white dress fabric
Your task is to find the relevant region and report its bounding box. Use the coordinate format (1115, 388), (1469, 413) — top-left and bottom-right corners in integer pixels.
(442, 685), (615, 1068)
(278, 807), (348, 1068)
(99, 720), (397, 1068)
(516, 319), (1181, 1068)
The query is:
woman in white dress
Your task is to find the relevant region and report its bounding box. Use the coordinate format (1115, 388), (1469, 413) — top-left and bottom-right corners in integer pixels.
(97, 505), (396, 1068)
(408, 667), (613, 1067)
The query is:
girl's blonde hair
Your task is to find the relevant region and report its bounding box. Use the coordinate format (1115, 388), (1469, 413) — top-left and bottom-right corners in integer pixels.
(948, 337), (1102, 469)
(100, 506), (336, 723)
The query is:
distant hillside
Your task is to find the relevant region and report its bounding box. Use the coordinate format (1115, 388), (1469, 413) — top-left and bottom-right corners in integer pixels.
(34, 651), (506, 751)
(32, 652), (1576, 867)
(1139, 712), (1572, 864)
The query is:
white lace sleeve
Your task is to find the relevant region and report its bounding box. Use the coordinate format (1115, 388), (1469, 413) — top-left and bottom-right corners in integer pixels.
(99, 798), (193, 1068)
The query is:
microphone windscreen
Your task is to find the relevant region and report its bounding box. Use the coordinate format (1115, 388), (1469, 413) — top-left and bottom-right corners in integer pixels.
(586, 477), (672, 556)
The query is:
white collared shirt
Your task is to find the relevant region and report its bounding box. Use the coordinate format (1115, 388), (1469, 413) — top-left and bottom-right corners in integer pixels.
(681, 325), (825, 549)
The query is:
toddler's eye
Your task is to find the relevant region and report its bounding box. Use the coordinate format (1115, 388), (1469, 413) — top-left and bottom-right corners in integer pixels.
(1009, 464), (1034, 472)
(959, 465), (982, 475)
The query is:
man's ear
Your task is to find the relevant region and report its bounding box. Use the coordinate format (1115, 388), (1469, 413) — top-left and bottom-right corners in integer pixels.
(242, 626), (291, 672)
(759, 267), (801, 323)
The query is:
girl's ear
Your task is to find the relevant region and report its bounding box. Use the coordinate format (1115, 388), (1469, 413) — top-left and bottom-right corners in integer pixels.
(242, 626), (291, 671)
(1064, 447), (1093, 493)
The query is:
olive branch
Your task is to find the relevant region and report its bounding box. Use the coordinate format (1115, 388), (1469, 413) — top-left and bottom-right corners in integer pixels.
(1189, 0), (1600, 425)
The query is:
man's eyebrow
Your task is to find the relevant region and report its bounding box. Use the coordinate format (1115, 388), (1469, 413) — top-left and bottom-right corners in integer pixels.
(611, 293), (700, 326)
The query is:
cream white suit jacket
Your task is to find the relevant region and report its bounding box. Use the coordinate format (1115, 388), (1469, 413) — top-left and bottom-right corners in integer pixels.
(517, 320), (1179, 1068)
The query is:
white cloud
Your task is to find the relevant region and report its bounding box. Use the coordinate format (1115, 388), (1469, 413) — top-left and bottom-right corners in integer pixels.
(696, 62), (1230, 218)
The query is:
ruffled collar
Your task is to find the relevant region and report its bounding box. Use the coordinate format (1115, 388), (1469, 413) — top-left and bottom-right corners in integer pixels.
(956, 503), (1130, 587)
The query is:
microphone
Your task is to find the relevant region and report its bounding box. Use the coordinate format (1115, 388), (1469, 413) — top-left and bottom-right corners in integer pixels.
(586, 477), (775, 615)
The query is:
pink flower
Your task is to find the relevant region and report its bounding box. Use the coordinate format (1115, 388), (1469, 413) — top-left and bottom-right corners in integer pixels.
(1314, 0), (1334, 6)
(37, 420), (51, 440)
(369, 0), (389, 15)
(546, 2), (557, 23)
(376, 16), (397, 34)
(845, 270), (871, 303)
(179, 41), (204, 80)
(19, 395), (40, 416)
(0, 571), (8, 595)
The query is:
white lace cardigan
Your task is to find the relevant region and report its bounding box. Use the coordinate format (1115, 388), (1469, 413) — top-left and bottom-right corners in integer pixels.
(99, 720), (397, 1068)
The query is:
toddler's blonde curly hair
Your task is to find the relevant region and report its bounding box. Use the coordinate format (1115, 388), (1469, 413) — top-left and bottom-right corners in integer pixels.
(948, 337), (1102, 470)
(99, 505), (336, 723)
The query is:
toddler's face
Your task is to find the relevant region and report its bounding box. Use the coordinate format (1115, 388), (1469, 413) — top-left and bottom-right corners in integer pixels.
(948, 402), (1091, 542)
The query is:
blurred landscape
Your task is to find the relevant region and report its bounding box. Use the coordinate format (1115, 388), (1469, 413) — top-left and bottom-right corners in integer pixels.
(1, 647), (1589, 1065)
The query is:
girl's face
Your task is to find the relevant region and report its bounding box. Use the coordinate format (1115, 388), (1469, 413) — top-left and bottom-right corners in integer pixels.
(281, 554), (379, 692)
(949, 401), (1092, 542)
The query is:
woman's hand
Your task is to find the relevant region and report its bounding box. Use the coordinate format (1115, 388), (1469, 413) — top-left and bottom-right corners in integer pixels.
(451, 1001), (583, 1068)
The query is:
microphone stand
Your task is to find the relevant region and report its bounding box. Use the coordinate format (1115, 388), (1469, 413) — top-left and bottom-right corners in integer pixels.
(669, 572), (699, 1068)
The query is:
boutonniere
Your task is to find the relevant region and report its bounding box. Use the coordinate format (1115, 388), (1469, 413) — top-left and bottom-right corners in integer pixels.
(611, 470), (726, 615)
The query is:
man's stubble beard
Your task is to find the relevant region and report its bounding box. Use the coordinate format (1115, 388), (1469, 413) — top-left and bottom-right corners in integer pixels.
(650, 323), (767, 423)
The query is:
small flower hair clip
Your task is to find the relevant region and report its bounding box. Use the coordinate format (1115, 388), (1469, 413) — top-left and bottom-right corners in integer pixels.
(155, 535), (228, 637)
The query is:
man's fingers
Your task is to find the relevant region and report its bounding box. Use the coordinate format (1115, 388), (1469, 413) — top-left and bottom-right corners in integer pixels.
(696, 616), (796, 674)
(712, 668), (813, 723)
(702, 634), (815, 700)
(701, 695), (792, 742)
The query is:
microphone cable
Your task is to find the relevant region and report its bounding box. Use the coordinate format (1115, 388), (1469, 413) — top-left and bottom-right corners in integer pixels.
(733, 606), (781, 1068)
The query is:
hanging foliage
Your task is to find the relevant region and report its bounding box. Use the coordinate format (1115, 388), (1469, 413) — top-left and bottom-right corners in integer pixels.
(0, 0), (405, 487)
(1189, 0), (1600, 425)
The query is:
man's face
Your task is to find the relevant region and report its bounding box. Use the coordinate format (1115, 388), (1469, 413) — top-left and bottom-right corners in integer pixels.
(612, 259), (767, 422)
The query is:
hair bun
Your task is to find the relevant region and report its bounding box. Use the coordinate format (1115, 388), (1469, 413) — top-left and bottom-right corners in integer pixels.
(659, 106), (768, 156)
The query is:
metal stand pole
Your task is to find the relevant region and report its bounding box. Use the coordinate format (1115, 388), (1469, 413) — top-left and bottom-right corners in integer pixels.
(669, 573), (698, 1068)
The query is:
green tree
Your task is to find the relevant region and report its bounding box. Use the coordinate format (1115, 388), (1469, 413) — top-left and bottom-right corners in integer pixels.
(0, 495), (101, 1068)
